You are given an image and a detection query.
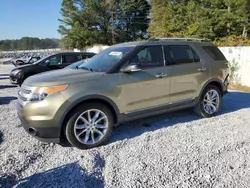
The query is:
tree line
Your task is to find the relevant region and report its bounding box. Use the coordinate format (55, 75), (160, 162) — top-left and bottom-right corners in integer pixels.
(149, 0), (250, 45)
(0, 37), (61, 51)
(59, 0), (250, 49)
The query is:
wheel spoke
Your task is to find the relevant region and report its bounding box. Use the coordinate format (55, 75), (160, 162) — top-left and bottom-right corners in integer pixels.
(75, 124), (88, 129)
(205, 93), (210, 100)
(211, 91), (217, 99)
(205, 104), (210, 113)
(87, 110), (92, 122)
(212, 101), (218, 106)
(210, 104), (217, 113)
(95, 117), (105, 124)
(94, 129), (104, 136)
(92, 111), (100, 122)
(91, 130), (95, 144)
(203, 99), (209, 103)
(77, 129), (87, 136)
(95, 124), (106, 129)
(80, 116), (89, 124)
(84, 130), (90, 143)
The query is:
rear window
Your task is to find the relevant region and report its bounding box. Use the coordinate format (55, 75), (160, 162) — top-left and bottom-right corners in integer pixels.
(202, 46), (226, 61)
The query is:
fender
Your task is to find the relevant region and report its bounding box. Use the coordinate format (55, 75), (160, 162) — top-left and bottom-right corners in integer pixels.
(59, 94), (121, 126)
(196, 78), (225, 103)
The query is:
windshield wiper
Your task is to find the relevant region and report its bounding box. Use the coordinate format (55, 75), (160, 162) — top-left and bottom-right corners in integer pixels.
(77, 66), (93, 72)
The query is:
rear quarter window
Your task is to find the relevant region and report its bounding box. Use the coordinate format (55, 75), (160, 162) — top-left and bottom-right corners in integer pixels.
(202, 46), (226, 61)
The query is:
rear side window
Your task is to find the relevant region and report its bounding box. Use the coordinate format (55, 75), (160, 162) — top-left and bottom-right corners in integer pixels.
(202, 46), (226, 61)
(82, 54), (94, 59)
(164, 45), (200, 65)
(62, 55), (81, 64)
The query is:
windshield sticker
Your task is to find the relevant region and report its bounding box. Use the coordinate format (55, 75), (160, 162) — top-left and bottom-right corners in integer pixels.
(109, 51), (123, 56)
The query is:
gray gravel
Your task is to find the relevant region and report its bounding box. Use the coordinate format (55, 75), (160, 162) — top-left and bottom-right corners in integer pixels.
(1, 65), (250, 188)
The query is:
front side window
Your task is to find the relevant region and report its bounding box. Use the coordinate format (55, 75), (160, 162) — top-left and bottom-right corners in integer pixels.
(47, 55), (61, 66)
(78, 46), (134, 72)
(129, 46), (164, 68)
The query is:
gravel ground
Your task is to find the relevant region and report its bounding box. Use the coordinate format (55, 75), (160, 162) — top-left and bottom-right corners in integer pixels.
(1, 65), (250, 188)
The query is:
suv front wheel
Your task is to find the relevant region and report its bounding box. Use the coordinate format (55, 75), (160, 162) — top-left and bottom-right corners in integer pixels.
(65, 103), (114, 149)
(195, 85), (222, 118)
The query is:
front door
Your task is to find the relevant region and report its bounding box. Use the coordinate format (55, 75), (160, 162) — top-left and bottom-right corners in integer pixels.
(118, 46), (171, 114)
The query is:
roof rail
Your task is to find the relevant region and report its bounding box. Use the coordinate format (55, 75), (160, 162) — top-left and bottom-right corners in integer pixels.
(148, 38), (211, 42)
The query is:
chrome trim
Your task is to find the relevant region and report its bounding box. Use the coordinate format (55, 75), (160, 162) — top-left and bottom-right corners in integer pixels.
(169, 98), (195, 105)
(18, 85), (32, 106)
(124, 98), (196, 114)
(124, 103), (169, 114)
(162, 46), (166, 66)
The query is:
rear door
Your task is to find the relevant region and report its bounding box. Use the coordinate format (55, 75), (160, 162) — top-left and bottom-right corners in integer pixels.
(62, 54), (82, 67)
(164, 45), (210, 104)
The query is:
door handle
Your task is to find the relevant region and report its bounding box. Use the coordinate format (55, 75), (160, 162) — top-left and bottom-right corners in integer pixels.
(155, 73), (167, 78)
(198, 67), (207, 72)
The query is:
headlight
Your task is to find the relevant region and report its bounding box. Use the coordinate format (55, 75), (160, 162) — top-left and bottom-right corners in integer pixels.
(12, 69), (21, 75)
(28, 85), (68, 101)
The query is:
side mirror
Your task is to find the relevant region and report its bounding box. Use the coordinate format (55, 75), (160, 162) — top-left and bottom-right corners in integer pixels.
(121, 64), (141, 73)
(45, 60), (50, 66)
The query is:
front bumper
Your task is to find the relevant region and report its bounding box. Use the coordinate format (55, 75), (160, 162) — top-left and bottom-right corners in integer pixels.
(18, 110), (60, 143)
(16, 89), (70, 144)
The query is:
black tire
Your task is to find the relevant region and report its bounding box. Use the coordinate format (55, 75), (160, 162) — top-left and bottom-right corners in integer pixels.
(195, 85), (222, 118)
(65, 102), (114, 149)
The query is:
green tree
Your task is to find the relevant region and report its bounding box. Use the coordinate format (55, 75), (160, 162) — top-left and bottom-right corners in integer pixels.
(58, 0), (150, 50)
(149, 0), (250, 41)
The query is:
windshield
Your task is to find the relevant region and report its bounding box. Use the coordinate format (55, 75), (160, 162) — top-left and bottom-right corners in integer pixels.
(78, 46), (134, 72)
(32, 55), (51, 65)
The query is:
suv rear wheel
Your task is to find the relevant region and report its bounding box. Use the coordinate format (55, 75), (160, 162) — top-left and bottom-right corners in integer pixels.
(195, 85), (222, 118)
(65, 103), (114, 149)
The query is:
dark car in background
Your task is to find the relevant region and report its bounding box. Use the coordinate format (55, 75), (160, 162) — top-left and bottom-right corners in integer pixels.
(10, 52), (96, 85)
(12, 56), (41, 66)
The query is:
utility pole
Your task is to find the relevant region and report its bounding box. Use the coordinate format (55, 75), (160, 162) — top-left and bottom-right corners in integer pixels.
(227, 6), (231, 36)
(111, 10), (115, 44)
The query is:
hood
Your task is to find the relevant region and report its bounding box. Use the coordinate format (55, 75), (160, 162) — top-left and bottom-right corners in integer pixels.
(23, 69), (105, 87)
(11, 63), (34, 71)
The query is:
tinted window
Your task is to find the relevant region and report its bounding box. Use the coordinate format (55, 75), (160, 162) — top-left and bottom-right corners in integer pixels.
(169, 45), (194, 64)
(192, 49), (200, 62)
(62, 55), (81, 64)
(164, 46), (174, 65)
(130, 46), (164, 68)
(47, 55), (61, 66)
(202, 46), (226, 61)
(82, 54), (94, 60)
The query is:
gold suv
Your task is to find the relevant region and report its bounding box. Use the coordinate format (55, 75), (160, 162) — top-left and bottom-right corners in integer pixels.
(17, 38), (229, 149)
